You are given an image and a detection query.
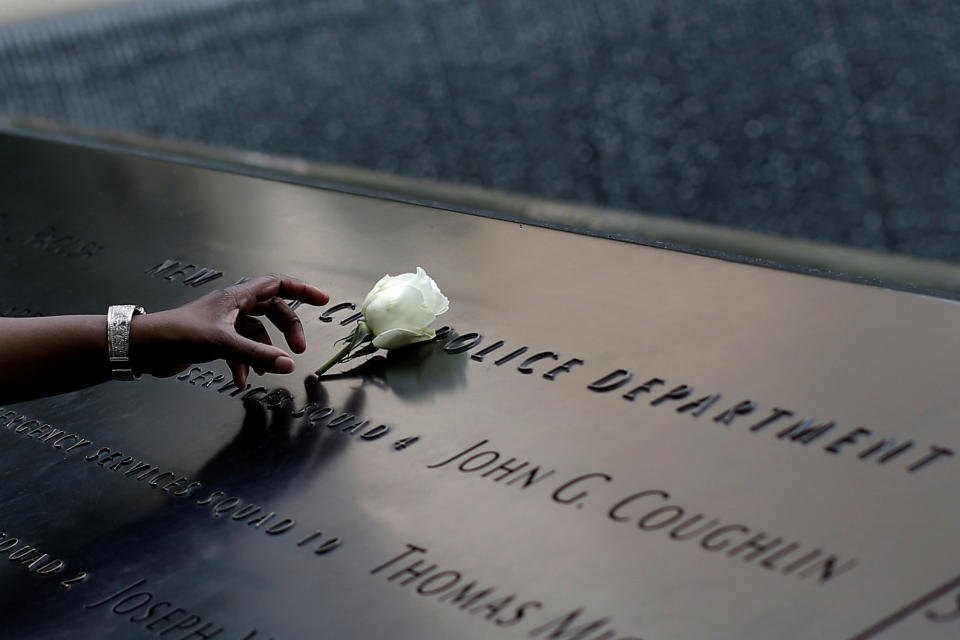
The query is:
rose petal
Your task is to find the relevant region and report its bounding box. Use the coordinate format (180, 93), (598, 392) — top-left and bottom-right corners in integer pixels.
(372, 327), (435, 350)
(363, 284), (436, 336)
(413, 267), (449, 315)
(361, 273), (394, 313)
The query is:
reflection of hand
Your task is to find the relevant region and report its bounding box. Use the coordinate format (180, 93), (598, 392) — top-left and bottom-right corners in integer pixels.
(132, 274), (329, 385)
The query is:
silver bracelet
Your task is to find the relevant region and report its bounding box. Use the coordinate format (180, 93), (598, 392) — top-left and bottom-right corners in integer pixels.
(107, 305), (146, 381)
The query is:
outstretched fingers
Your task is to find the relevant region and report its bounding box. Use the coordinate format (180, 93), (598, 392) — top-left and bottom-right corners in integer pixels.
(221, 331), (294, 378)
(212, 274), (329, 383)
(235, 316), (273, 375)
(260, 297), (307, 353)
(232, 274), (329, 312)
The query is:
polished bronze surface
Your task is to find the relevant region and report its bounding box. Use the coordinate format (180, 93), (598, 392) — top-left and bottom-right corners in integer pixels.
(0, 131), (958, 639)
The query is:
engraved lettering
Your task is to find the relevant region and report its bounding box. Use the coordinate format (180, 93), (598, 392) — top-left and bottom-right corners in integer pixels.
(713, 400), (757, 425)
(361, 424), (391, 440)
(459, 451), (500, 472)
(727, 532), (783, 561)
(480, 457), (530, 482)
(796, 556), (859, 583)
(516, 351), (558, 374)
(174, 481), (203, 498)
(668, 515), (721, 541)
(543, 358), (584, 380)
(182, 267), (223, 287)
(313, 537), (342, 555)
(148, 472), (177, 488)
(650, 385), (693, 406)
(857, 439), (915, 463)
(527, 607), (612, 640)
(416, 571), (462, 596)
(427, 440), (489, 469)
(178, 366), (204, 381)
(196, 490), (225, 506)
(129, 601), (174, 623)
(52, 434), (79, 449)
(552, 473), (613, 506)
(66, 438), (91, 452)
(59, 571), (88, 589)
(112, 592), (153, 615)
(319, 302), (356, 323)
(749, 408), (794, 432)
(86, 578), (149, 609)
(439, 581), (496, 609)
(389, 560), (437, 586)
(86, 446), (112, 462)
(36, 559), (64, 574)
(926, 593), (960, 622)
(145, 259), (180, 278)
(504, 466), (556, 489)
(39, 429), (63, 443)
(608, 490), (669, 522)
(777, 419), (836, 445)
(587, 369), (632, 392)
(164, 264), (197, 282)
(109, 456), (135, 471)
(622, 377), (664, 401)
(443, 333), (482, 354)
(212, 497), (241, 517)
(144, 608), (189, 631)
(759, 543), (802, 570)
(638, 505), (685, 530)
(265, 519), (296, 535)
(824, 428), (872, 454)
(908, 446), (954, 473)
(781, 550), (823, 574)
(189, 370), (217, 386)
(98, 452), (124, 467)
(677, 393), (722, 417)
(471, 340), (504, 362)
(494, 347), (528, 366)
(339, 311), (363, 326)
(701, 525), (749, 552)
(371, 544), (427, 575)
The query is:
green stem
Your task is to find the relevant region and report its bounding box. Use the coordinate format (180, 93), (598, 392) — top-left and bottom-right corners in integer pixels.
(314, 325), (370, 376)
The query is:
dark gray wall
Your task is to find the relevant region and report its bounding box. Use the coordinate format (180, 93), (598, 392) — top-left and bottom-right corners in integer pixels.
(1, 0), (959, 261)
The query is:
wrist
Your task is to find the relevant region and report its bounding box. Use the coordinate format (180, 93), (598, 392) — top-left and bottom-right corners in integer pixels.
(129, 310), (190, 378)
(107, 305), (146, 380)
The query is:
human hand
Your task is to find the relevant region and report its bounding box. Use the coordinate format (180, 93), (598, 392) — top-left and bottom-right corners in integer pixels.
(131, 274), (329, 386)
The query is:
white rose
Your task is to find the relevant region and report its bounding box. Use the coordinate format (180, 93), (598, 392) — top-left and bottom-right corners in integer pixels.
(360, 267), (449, 350)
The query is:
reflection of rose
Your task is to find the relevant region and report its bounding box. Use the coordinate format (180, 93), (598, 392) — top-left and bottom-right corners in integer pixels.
(315, 267), (450, 376)
(383, 340), (467, 402)
(361, 267), (449, 349)
(322, 339), (468, 404)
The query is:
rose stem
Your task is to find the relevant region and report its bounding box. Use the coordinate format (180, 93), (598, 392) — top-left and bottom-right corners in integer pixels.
(314, 326), (369, 376)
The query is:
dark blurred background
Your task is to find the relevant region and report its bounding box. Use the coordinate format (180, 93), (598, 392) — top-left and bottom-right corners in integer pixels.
(1, 0), (959, 262)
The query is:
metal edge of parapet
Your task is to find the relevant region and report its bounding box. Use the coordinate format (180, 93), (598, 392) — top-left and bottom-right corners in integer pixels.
(3, 119), (960, 303)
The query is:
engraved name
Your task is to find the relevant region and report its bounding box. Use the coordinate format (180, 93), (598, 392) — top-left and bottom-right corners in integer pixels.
(372, 543), (641, 640)
(86, 578), (272, 639)
(429, 439), (858, 585)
